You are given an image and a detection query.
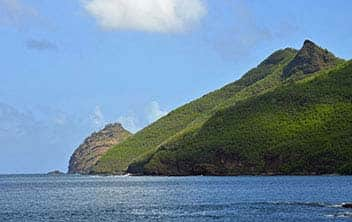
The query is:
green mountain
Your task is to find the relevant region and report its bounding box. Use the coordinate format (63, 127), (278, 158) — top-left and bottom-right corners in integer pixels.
(91, 40), (350, 175)
(141, 61), (352, 175)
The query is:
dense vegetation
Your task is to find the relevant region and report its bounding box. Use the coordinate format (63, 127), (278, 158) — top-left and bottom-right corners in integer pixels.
(141, 61), (352, 175)
(90, 40), (350, 175)
(91, 48), (297, 174)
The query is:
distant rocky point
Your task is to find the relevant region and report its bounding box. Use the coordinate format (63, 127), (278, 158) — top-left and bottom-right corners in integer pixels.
(47, 170), (65, 175)
(342, 203), (352, 209)
(68, 123), (132, 174)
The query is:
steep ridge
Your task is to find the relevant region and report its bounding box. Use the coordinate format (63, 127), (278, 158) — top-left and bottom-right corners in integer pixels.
(141, 61), (352, 175)
(91, 48), (297, 174)
(92, 40), (348, 176)
(68, 123), (132, 174)
(126, 40), (346, 175)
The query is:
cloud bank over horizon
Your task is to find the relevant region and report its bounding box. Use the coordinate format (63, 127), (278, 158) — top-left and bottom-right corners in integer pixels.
(0, 102), (98, 173)
(0, 99), (168, 173)
(82, 0), (206, 33)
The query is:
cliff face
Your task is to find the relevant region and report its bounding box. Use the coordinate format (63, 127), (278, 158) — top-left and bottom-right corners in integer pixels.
(68, 123), (132, 174)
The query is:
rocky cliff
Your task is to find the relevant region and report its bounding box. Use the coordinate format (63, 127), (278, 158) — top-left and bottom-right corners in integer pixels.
(283, 40), (341, 78)
(68, 123), (132, 174)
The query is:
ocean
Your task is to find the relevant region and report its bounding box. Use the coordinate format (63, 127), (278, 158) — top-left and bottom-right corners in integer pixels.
(0, 175), (351, 221)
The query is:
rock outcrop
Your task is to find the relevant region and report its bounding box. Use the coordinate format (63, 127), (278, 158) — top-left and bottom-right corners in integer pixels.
(342, 203), (352, 209)
(68, 123), (132, 174)
(283, 39), (341, 78)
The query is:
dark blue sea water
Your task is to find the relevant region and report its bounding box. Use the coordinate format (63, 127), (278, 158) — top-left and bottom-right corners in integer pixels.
(0, 175), (351, 221)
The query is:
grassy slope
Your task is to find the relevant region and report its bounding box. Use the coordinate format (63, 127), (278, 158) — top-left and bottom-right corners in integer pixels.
(91, 48), (298, 174)
(142, 61), (352, 175)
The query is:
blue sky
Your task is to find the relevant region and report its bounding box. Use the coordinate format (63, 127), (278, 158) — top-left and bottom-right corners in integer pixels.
(0, 0), (351, 174)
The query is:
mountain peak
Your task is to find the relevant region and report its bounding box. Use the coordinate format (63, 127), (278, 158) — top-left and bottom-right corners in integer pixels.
(283, 40), (341, 78)
(303, 39), (316, 47)
(103, 123), (124, 131)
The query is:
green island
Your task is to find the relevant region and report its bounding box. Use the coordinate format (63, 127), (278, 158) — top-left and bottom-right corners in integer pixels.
(69, 40), (351, 176)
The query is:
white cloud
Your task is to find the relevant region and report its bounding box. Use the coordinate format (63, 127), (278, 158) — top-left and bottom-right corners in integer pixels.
(83, 0), (206, 33)
(91, 105), (105, 129)
(116, 101), (168, 133)
(117, 114), (140, 133)
(146, 101), (167, 123)
(26, 39), (58, 51)
(0, 0), (38, 27)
